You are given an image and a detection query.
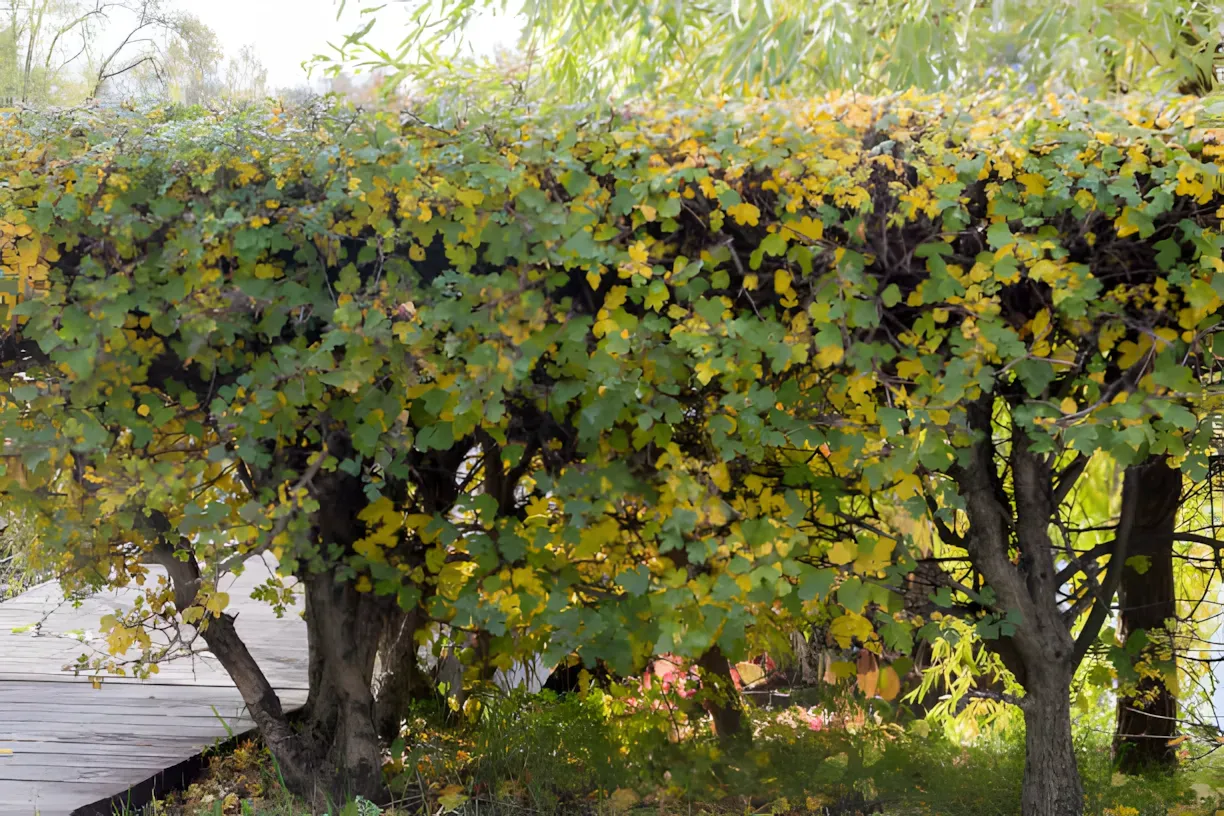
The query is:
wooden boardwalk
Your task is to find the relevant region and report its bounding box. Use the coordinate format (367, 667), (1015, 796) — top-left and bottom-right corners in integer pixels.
(0, 559), (308, 816)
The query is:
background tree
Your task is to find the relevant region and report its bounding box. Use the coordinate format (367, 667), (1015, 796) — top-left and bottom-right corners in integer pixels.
(87, 0), (177, 97)
(223, 43), (266, 102)
(116, 18), (271, 106)
(0, 0), (112, 104)
(320, 0), (1224, 103)
(157, 12), (222, 104)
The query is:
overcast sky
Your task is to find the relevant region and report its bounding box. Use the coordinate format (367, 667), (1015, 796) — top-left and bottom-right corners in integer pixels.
(174, 0), (523, 89)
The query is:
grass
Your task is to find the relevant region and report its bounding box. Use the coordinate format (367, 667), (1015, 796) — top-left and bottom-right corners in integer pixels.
(126, 687), (1224, 816)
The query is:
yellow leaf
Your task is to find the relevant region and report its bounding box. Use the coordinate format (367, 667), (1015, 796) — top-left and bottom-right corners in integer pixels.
(639, 204), (657, 221)
(205, 591), (230, 618)
(816, 344), (843, 368)
(878, 666), (901, 701)
(1030, 308), (1050, 338)
(0, 748), (12, 756)
(828, 539), (856, 565)
(1029, 260), (1061, 285)
(784, 215), (823, 242)
(1017, 173), (1047, 196)
(735, 662), (765, 688)
(455, 188), (484, 207)
(709, 462), (731, 492)
(726, 202), (761, 226)
(627, 242), (649, 265)
(16, 238), (38, 269)
(608, 788), (640, 814)
(774, 268), (793, 294)
(1167, 735), (1190, 746)
(438, 784), (469, 812)
(137, 404), (150, 417)
(897, 358), (925, 380)
(829, 611), (874, 648)
(1060, 397), (1077, 415)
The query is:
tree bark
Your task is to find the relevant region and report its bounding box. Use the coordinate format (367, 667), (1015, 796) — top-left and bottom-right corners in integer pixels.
(1114, 457), (1181, 774)
(297, 571), (388, 805)
(148, 509), (393, 809)
(373, 606), (435, 742)
(697, 645), (749, 745)
(204, 570), (390, 810)
(952, 404), (1101, 816)
(1021, 670), (1084, 816)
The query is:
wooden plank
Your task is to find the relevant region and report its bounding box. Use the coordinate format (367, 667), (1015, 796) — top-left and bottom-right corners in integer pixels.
(0, 741), (210, 759)
(0, 780), (141, 816)
(0, 558), (308, 816)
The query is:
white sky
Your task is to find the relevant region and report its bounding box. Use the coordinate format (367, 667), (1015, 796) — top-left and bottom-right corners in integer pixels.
(173, 0), (523, 89)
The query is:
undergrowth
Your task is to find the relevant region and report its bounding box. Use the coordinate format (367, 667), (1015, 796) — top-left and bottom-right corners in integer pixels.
(134, 688), (1224, 816)
(0, 512), (40, 597)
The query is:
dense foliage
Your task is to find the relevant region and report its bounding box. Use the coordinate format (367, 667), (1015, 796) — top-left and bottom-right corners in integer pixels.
(4, 92), (1224, 813)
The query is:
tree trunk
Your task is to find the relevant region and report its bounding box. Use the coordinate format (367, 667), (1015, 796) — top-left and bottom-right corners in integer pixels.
(373, 606), (435, 742)
(296, 571), (388, 806)
(697, 645), (749, 744)
(21, 0), (47, 103)
(1114, 457), (1181, 774)
(203, 569), (391, 810)
(1021, 671), (1083, 816)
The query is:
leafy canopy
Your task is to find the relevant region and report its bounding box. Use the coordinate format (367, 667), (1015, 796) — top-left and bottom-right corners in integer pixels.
(1, 92), (1223, 689)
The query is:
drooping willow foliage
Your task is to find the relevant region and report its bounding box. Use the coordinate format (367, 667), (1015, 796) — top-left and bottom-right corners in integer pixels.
(320, 0), (1224, 104)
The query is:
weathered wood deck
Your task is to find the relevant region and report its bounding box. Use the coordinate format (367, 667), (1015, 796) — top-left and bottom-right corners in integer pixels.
(0, 559), (308, 816)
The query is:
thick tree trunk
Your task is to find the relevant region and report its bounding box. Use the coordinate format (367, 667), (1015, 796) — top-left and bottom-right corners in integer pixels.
(373, 607), (435, 742)
(1114, 457), (1181, 774)
(296, 571), (388, 805)
(1021, 672), (1083, 816)
(697, 645), (749, 744)
(202, 569), (391, 810)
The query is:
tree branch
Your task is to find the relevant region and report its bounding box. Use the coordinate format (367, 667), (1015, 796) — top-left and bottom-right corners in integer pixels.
(1052, 452), (1089, 507)
(1072, 466), (1139, 668)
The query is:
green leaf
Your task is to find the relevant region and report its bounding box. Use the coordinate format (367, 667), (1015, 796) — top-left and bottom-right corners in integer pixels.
(416, 423), (454, 451)
(986, 221), (1015, 249)
(1125, 555), (1151, 575)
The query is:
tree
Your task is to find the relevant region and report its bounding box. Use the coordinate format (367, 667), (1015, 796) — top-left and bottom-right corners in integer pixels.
(88, 0), (180, 98)
(113, 20), (269, 106)
(223, 43), (267, 102)
(4, 91), (1224, 815)
(158, 13), (222, 105)
(0, 0), (112, 104)
(317, 0), (1224, 785)
(776, 94), (1224, 813)
(320, 0), (1224, 102)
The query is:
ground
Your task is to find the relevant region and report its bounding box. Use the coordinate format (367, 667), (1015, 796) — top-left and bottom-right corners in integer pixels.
(131, 687), (1224, 816)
